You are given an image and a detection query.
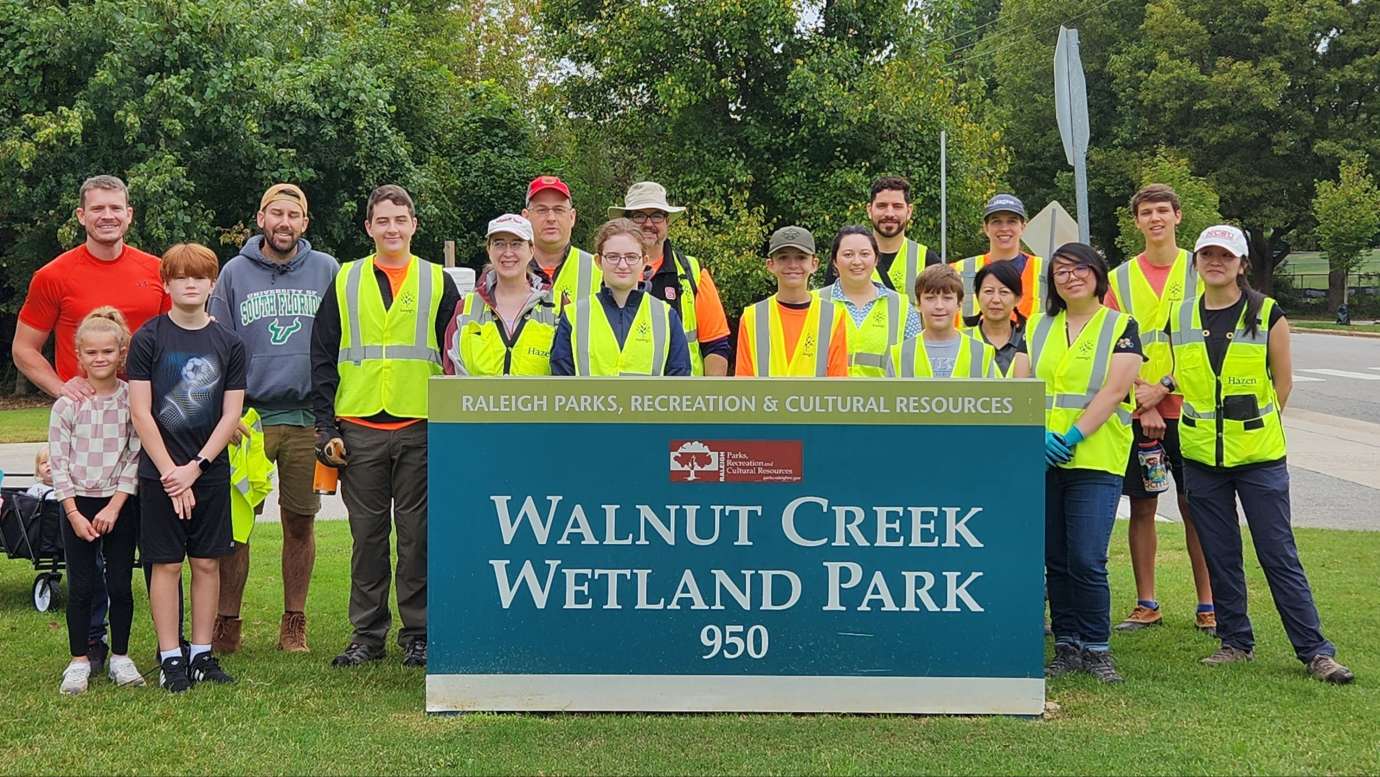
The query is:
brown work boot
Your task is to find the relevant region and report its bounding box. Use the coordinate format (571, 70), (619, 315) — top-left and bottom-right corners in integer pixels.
(1114, 605), (1163, 631)
(1201, 645), (1253, 665)
(1307, 655), (1354, 684)
(277, 611), (310, 653)
(212, 615), (242, 655)
(1196, 610), (1217, 637)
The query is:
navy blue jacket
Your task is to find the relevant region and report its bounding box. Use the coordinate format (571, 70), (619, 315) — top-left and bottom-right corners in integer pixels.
(550, 289), (691, 376)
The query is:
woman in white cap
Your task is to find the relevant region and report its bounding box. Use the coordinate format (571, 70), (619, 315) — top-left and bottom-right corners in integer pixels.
(1146, 224), (1353, 683)
(443, 214), (558, 376)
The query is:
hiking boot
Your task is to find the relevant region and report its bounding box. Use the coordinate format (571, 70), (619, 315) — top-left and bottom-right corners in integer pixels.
(277, 612), (310, 653)
(212, 615), (242, 655)
(189, 652), (235, 684)
(159, 655), (192, 693)
(1081, 649), (1124, 684)
(1195, 610), (1217, 637)
(402, 637), (427, 668)
(1114, 605), (1163, 631)
(1307, 655), (1355, 685)
(59, 661), (91, 696)
(331, 641), (385, 668)
(86, 640), (109, 677)
(1201, 646), (1253, 665)
(1044, 643), (1083, 678)
(107, 655), (146, 687)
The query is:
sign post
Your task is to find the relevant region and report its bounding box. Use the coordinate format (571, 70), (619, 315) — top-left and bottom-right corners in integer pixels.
(1054, 25), (1091, 243)
(427, 377), (1047, 715)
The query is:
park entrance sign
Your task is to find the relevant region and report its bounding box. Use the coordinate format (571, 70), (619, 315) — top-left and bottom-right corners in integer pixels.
(427, 377), (1046, 714)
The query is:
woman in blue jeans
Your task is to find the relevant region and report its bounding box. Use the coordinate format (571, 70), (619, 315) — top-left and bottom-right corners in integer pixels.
(1028, 243), (1142, 683)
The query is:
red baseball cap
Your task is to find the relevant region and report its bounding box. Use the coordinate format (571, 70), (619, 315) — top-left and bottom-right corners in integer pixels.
(526, 175), (571, 204)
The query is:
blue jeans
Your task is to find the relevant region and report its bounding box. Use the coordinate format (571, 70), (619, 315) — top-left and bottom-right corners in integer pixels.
(1185, 461), (1335, 663)
(1045, 468), (1122, 651)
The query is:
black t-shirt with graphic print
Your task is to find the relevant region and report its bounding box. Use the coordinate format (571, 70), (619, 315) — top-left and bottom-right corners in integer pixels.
(127, 315), (247, 480)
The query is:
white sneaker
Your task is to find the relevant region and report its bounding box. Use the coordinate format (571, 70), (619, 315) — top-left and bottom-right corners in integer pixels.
(59, 661), (90, 695)
(107, 654), (146, 687)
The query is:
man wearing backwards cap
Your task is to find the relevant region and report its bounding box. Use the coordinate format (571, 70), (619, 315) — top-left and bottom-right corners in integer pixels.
(208, 183), (339, 654)
(522, 176), (601, 312)
(735, 226), (849, 377)
(949, 194), (1045, 323)
(609, 181), (732, 376)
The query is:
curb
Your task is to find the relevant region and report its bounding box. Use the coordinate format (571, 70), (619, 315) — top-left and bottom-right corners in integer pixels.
(1290, 326), (1380, 339)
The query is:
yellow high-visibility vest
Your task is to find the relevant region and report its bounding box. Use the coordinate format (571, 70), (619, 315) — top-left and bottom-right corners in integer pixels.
(738, 292), (839, 377)
(334, 256), (443, 419)
(228, 408), (273, 544)
(818, 285), (910, 377)
(886, 333), (995, 378)
(546, 246), (602, 314)
(872, 237), (929, 297)
(447, 291), (558, 376)
(1108, 249), (1199, 388)
(568, 293), (673, 376)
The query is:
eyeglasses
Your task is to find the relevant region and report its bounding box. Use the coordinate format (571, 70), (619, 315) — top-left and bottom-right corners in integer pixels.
(528, 205), (570, 219)
(1052, 265), (1093, 283)
(489, 239), (528, 253)
(628, 211), (668, 225)
(601, 253), (645, 267)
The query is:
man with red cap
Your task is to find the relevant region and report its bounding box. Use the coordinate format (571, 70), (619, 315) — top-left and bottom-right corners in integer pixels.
(522, 176), (601, 312)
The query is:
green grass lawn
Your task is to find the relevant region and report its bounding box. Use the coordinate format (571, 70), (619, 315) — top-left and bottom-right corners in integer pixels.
(1291, 320), (1380, 333)
(1279, 250), (1380, 290)
(0, 406), (50, 443)
(1, 521), (1376, 775)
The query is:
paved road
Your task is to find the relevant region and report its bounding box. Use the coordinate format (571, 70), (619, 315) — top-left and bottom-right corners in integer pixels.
(1289, 331), (1380, 424)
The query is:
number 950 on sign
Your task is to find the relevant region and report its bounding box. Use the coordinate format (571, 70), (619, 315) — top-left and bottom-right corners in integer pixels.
(700, 624), (768, 659)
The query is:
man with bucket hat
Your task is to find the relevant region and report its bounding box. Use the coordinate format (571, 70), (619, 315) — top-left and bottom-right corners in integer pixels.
(608, 182), (731, 375)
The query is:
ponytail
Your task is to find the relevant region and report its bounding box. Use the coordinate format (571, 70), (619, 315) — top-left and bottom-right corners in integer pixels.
(75, 306), (132, 350)
(1236, 259), (1267, 339)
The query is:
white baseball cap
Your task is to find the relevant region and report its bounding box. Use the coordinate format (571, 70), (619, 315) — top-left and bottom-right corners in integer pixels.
(486, 214), (533, 241)
(1194, 225), (1248, 258)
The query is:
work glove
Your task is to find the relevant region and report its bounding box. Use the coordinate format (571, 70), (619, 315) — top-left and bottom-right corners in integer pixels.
(315, 431), (348, 467)
(1044, 432), (1073, 467)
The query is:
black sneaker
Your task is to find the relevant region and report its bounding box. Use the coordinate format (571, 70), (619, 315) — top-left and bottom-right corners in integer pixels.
(159, 656), (192, 693)
(331, 641), (385, 667)
(1081, 649), (1124, 684)
(1045, 643), (1083, 678)
(188, 652), (235, 684)
(87, 640), (109, 677)
(402, 637), (427, 668)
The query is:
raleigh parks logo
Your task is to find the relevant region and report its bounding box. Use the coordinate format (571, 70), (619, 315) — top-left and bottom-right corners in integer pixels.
(669, 440), (803, 483)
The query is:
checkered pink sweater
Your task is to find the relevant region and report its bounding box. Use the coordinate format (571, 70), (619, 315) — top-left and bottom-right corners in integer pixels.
(48, 381), (141, 500)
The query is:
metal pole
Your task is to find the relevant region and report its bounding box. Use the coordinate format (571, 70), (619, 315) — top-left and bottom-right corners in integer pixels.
(940, 130), (948, 263)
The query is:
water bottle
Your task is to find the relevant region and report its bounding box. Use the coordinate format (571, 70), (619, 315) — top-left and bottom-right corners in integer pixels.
(312, 461), (339, 496)
(1137, 441), (1170, 494)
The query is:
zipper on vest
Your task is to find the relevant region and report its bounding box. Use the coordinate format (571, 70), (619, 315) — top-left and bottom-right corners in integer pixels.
(1214, 378), (1225, 467)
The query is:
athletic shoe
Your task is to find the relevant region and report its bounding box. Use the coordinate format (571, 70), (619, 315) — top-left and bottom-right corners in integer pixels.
(1196, 610), (1218, 637)
(1201, 646), (1253, 666)
(1307, 655), (1355, 685)
(277, 612), (310, 653)
(189, 652), (235, 684)
(107, 655), (146, 687)
(1114, 605), (1163, 631)
(212, 615), (242, 655)
(159, 656), (192, 693)
(59, 661), (90, 695)
(331, 641), (385, 667)
(1044, 643), (1083, 678)
(1081, 649), (1124, 684)
(402, 637), (427, 668)
(86, 640), (109, 677)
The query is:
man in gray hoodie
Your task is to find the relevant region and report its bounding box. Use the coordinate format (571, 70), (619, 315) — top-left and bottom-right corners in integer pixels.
(208, 183), (338, 654)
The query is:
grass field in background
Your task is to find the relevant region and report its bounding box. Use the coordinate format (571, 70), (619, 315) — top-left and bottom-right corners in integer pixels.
(0, 406), (49, 443)
(1, 521), (1375, 775)
(1278, 250), (1380, 290)
(1291, 320), (1380, 333)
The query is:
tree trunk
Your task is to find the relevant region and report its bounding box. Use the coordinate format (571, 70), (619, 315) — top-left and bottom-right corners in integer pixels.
(1327, 268), (1348, 313)
(1245, 227), (1274, 294)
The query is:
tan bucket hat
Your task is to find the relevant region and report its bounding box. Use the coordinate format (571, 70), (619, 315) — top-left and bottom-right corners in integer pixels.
(608, 181), (686, 219)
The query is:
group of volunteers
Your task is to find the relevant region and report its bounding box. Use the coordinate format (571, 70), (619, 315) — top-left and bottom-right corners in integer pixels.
(13, 170), (1352, 698)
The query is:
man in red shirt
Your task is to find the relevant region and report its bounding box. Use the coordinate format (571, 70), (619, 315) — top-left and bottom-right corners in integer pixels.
(14, 175), (168, 399)
(12, 174), (170, 672)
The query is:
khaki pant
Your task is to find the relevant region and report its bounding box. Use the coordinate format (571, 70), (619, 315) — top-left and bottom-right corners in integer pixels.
(339, 421), (428, 649)
(261, 424), (321, 517)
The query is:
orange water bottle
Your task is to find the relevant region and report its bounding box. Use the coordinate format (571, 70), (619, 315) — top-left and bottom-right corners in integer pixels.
(313, 461), (339, 495)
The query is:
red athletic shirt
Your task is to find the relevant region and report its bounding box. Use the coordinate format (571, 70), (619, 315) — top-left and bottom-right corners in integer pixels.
(18, 244), (169, 381)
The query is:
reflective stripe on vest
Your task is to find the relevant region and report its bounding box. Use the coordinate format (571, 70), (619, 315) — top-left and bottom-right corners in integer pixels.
(955, 254), (1044, 319)
(818, 286), (902, 376)
(571, 294), (671, 376)
(666, 249), (704, 374)
(338, 259), (441, 365)
(747, 293), (835, 377)
(891, 333), (991, 378)
(449, 292), (558, 376)
(1110, 249), (1197, 379)
(551, 247), (600, 312)
(1170, 296), (1285, 467)
(879, 238), (927, 296)
(1029, 307), (1134, 474)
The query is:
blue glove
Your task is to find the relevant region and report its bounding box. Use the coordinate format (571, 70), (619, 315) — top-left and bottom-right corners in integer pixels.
(1044, 432), (1073, 467)
(1064, 426), (1086, 447)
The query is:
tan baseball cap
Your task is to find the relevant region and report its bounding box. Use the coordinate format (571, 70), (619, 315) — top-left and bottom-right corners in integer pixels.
(259, 183), (308, 215)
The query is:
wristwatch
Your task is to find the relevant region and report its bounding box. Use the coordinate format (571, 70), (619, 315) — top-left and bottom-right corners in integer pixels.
(195, 455), (211, 473)
(1158, 375), (1177, 393)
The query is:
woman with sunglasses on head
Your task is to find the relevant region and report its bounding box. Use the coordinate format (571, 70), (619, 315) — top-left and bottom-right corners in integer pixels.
(1028, 242), (1143, 684)
(443, 215), (559, 377)
(1149, 225), (1352, 684)
(549, 218), (691, 376)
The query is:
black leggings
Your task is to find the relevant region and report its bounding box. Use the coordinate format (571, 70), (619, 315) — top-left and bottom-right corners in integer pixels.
(62, 496), (140, 657)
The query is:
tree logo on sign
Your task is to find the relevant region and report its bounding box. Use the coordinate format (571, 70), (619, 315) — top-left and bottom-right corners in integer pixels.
(670, 441), (719, 481)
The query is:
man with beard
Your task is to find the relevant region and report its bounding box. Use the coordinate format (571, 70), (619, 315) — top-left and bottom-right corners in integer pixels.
(827, 176), (936, 292)
(14, 175), (170, 675)
(207, 184), (337, 654)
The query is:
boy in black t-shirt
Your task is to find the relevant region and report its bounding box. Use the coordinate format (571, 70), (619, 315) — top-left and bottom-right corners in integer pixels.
(128, 243), (247, 693)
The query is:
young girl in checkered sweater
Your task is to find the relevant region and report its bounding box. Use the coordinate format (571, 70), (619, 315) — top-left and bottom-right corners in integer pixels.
(51, 307), (144, 694)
